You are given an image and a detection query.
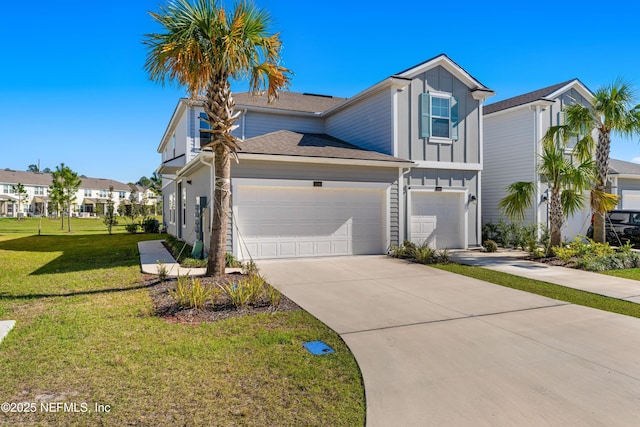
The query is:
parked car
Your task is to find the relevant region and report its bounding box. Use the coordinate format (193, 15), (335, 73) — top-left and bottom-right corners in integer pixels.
(586, 210), (640, 246)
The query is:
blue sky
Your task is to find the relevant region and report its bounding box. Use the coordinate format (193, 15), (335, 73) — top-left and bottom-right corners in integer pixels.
(2, 0), (640, 184)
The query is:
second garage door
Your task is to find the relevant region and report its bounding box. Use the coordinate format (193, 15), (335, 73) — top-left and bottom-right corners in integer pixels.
(410, 191), (464, 249)
(235, 185), (386, 259)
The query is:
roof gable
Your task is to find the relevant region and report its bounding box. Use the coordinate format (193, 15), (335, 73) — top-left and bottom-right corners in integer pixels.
(609, 158), (640, 175)
(395, 53), (492, 92)
(484, 79), (594, 115)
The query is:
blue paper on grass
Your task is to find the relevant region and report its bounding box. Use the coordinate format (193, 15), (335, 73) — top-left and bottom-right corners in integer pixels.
(303, 340), (334, 355)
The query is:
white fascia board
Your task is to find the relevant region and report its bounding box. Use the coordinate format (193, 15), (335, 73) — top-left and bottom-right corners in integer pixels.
(471, 88), (496, 100)
(546, 80), (595, 101)
(412, 161), (482, 171)
(233, 178), (391, 190)
(323, 77), (411, 116)
(158, 99), (189, 153)
(611, 174), (640, 179)
(176, 152), (214, 178)
(397, 55), (490, 91)
(237, 153), (414, 168)
(483, 100), (554, 119)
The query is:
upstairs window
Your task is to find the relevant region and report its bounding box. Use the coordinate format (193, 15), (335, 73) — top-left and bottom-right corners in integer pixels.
(119, 191), (126, 199)
(84, 189), (92, 197)
(98, 189), (107, 198)
(34, 186), (44, 195)
(199, 112), (211, 147)
(420, 92), (459, 140)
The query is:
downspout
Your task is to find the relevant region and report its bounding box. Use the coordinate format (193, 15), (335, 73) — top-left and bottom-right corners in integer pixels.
(241, 109), (247, 141)
(533, 105), (543, 233)
(399, 167), (411, 243)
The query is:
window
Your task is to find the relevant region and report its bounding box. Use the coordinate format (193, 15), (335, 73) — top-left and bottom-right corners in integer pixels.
(172, 134), (176, 158)
(420, 92), (459, 140)
(169, 193), (176, 224)
(98, 189), (107, 198)
(199, 112), (211, 147)
(34, 186), (44, 195)
(182, 187), (187, 227)
(84, 189), (92, 197)
(2, 185), (9, 194)
(119, 191), (126, 199)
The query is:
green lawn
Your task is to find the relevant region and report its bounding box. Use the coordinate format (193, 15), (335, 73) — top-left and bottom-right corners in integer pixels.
(0, 218), (364, 426)
(602, 268), (640, 281)
(433, 263), (640, 319)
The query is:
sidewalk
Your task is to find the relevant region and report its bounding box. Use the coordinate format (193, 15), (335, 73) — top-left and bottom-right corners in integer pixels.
(450, 249), (640, 304)
(138, 240), (206, 277)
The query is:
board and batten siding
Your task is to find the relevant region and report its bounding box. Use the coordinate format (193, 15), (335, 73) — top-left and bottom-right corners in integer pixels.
(400, 65), (480, 164)
(229, 160), (400, 251)
(483, 108), (536, 224)
(325, 89), (393, 155)
(406, 168), (480, 246)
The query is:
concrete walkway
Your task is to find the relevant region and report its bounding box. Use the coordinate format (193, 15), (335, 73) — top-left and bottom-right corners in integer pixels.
(451, 249), (640, 304)
(0, 320), (15, 345)
(257, 256), (640, 427)
(138, 240), (206, 277)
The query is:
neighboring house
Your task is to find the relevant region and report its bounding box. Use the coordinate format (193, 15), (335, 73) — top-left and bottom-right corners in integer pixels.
(609, 159), (640, 209)
(483, 79), (595, 239)
(157, 54), (494, 260)
(128, 184), (160, 214)
(0, 169), (132, 217)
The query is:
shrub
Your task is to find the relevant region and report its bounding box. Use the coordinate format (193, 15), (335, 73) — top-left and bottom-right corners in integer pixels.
(156, 261), (167, 282)
(435, 249), (450, 264)
(414, 246), (436, 264)
(218, 280), (252, 308)
(142, 218), (160, 233)
(169, 275), (214, 309)
(226, 252), (242, 268)
(182, 258), (207, 268)
(125, 223), (139, 234)
(483, 240), (498, 253)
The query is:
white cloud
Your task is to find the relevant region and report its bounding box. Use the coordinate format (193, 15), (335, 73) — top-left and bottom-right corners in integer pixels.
(632, 157), (640, 164)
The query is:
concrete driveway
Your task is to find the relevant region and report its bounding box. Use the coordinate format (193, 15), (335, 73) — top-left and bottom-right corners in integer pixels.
(257, 256), (640, 427)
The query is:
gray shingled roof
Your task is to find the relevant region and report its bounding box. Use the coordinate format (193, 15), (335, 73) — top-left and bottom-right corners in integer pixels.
(238, 130), (412, 164)
(0, 169), (131, 191)
(233, 92), (346, 114)
(609, 158), (640, 175)
(484, 79), (577, 115)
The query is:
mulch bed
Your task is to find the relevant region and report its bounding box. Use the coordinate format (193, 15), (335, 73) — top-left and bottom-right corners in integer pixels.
(143, 274), (301, 324)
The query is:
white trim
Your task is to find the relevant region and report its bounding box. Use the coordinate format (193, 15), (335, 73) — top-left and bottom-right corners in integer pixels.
(406, 187), (469, 249)
(232, 178), (390, 190)
(428, 137), (454, 145)
(611, 174), (640, 179)
(397, 55), (488, 91)
(392, 87), (399, 157)
(231, 178), (391, 260)
(545, 80), (595, 102)
(476, 171), (482, 246)
(237, 153), (413, 168)
(412, 161), (482, 171)
(484, 99), (555, 119)
(398, 168), (407, 244)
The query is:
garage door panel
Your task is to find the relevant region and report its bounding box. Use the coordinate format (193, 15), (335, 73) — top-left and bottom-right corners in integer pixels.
(236, 186), (386, 259)
(410, 192), (464, 249)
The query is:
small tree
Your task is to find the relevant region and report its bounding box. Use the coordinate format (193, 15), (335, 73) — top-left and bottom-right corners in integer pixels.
(51, 163), (82, 232)
(103, 186), (118, 235)
(11, 183), (28, 219)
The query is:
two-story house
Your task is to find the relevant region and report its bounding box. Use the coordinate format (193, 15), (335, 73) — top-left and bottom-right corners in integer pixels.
(0, 169), (133, 217)
(483, 79), (598, 239)
(157, 54), (494, 260)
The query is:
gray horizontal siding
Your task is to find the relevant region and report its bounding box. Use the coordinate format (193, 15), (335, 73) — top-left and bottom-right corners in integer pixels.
(325, 90), (393, 155)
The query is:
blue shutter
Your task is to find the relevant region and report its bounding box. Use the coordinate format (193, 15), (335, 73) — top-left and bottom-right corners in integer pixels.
(451, 96), (459, 141)
(420, 93), (430, 138)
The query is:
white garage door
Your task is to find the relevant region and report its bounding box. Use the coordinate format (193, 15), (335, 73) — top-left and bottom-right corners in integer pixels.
(622, 190), (640, 209)
(410, 192), (464, 249)
(236, 186), (386, 259)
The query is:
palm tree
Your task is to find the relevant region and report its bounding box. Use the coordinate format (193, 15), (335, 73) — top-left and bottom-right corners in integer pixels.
(144, 0), (291, 276)
(499, 134), (595, 248)
(552, 79), (640, 243)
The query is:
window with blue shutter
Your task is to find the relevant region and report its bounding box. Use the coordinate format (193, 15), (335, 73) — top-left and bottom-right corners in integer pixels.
(420, 92), (459, 140)
(420, 93), (430, 138)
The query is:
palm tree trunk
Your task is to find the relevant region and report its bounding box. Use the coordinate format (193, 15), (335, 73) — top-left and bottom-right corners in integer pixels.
(549, 187), (563, 247)
(205, 78), (239, 277)
(592, 131), (611, 243)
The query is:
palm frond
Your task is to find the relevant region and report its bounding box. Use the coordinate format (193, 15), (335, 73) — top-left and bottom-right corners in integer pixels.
(559, 189), (586, 217)
(499, 181), (535, 221)
(590, 189), (619, 214)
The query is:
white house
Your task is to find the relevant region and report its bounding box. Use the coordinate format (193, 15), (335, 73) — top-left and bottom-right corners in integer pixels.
(0, 169), (133, 218)
(157, 54), (494, 260)
(483, 79), (595, 239)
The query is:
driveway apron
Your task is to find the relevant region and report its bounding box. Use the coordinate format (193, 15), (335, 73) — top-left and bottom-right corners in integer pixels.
(257, 255), (640, 427)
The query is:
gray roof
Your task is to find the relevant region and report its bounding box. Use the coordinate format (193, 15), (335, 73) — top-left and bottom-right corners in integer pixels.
(233, 92), (347, 114)
(0, 169), (131, 191)
(238, 130), (412, 164)
(609, 158), (640, 175)
(484, 79), (577, 115)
